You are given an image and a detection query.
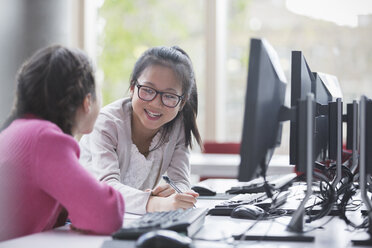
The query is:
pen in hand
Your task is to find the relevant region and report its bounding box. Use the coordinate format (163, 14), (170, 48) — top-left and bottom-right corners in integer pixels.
(162, 175), (196, 208)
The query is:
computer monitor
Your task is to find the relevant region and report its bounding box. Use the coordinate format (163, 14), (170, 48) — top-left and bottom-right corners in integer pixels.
(289, 51), (313, 172)
(289, 51), (338, 169)
(328, 99), (343, 161)
(345, 101), (358, 173)
(317, 72), (343, 101)
(238, 38), (287, 182)
(315, 72), (343, 161)
(312, 73), (332, 162)
(346, 102), (358, 151)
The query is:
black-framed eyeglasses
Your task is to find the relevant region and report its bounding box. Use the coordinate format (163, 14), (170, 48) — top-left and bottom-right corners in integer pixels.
(135, 82), (184, 108)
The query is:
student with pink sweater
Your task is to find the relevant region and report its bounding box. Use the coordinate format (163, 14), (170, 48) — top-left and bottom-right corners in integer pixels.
(0, 45), (125, 241)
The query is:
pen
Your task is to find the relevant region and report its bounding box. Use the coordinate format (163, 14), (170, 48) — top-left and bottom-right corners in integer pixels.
(162, 175), (182, 193)
(162, 175), (196, 207)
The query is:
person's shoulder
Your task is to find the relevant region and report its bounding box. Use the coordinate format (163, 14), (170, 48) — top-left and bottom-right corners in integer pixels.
(0, 118), (58, 149)
(10, 118), (60, 135)
(12, 118), (78, 151)
(101, 98), (131, 114)
(98, 97), (131, 126)
(37, 122), (78, 151)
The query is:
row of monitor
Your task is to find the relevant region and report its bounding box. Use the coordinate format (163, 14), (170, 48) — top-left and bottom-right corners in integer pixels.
(236, 38), (372, 238)
(238, 38), (353, 182)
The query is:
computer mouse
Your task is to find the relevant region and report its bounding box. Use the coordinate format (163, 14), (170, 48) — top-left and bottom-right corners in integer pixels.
(135, 230), (193, 248)
(191, 185), (216, 196)
(230, 204), (265, 220)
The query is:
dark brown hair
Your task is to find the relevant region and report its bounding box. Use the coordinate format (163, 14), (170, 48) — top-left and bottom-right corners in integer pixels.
(129, 46), (202, 149)
(1, 45), (96, 134)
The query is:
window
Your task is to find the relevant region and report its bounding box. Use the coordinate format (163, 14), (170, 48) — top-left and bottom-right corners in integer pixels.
(225, 0), (372, 154)
(94, 0), (372, 153)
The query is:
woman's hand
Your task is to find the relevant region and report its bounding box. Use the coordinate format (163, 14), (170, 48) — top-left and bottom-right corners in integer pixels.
(147, 184), (176, 197)
(146, 191), (199, 212)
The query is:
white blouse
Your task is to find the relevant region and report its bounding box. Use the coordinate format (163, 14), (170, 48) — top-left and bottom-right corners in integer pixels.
(123, 132), (164, 191)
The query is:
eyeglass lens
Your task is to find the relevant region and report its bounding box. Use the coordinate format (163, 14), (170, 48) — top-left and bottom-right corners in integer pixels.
(138, 86), (180, 107)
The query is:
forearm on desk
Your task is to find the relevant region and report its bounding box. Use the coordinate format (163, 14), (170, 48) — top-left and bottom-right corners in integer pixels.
(105, 179), (151, 215)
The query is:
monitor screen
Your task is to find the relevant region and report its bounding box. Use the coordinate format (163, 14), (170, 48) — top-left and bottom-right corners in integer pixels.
(316, 73), (343, 161)
(238, 38), (287, 182)
(289, 51), (313, 166)
(289, 52), (335, 166)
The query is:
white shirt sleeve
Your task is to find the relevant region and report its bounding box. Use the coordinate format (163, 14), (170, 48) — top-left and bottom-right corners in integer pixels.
(79, 100), (151, 215)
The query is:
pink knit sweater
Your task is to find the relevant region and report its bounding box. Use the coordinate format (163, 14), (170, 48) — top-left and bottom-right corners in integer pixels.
(0, 118), (125, 241)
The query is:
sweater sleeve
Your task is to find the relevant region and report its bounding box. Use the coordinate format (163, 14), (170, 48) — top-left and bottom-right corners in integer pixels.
(104, 179), (151, 215)
(33, 127), (124, 235)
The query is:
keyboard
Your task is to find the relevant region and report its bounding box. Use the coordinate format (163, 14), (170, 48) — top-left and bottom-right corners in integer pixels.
(112, 208), (208, 240)
(208, 192), (267, 216)
(225, 173), (297, 194)
(208, 191), (290, 216)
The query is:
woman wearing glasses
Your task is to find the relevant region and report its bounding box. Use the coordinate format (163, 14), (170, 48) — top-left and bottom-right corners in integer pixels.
(79, 46), (202, 214)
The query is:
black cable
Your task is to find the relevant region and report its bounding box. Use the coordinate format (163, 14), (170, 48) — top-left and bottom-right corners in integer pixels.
(315, 156), (368, 229)
(305, 171), (337, 223)
(338, 175), (368, 229)
(338, 187), (364, 228)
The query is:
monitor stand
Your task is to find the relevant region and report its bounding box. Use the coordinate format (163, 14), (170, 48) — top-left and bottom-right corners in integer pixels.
(330, 98), (343, 188)
(233, 221), (315, 242)
(236, 94), (316, 242)
(352, 96), (372, 246)
(349, 101), (359, 174)
(286, 94), (315, 234)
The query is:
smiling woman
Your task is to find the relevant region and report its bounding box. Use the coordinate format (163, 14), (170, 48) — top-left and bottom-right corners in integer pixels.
(79, 46), (202, 215)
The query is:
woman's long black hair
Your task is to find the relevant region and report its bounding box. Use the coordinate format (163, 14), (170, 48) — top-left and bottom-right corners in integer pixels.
(129, 46), (202, 149)
(1, 45), (96, 135)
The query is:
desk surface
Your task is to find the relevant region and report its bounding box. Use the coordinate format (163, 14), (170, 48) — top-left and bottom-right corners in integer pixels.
(1, 191), (371, 248)
(1, 211), (370, 248)
(190, 153), (294, 178)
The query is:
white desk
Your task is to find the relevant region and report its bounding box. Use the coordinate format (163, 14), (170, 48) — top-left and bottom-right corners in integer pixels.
(1, 213), (370, 248)
(0, 226), (109, 248)
(190, 153), (294, 178)
(2, 196), (371, 248)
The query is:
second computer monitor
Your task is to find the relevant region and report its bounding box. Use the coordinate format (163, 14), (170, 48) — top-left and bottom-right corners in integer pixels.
(313, 72), (333, 161)
(290, 52), (336, 166)
(317, 72), (343, 161)
(289, 51), (313, 166)
(238, 38), (287, 182)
